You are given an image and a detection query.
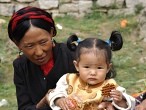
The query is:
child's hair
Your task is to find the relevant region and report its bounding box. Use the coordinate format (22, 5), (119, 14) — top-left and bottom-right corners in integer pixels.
(67, 31), (123, 79)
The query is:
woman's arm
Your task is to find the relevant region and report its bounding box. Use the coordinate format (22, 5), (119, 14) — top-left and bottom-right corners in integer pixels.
(13, 60), (49, 110)
(13, 61), (37, 110)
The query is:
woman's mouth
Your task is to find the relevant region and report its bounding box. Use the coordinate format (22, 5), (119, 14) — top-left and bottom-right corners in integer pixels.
(36, 57), (46, 63)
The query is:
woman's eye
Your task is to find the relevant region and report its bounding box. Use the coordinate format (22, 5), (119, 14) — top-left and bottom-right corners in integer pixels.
(24, 44), (33, 49)
(40, 40), (48, 45)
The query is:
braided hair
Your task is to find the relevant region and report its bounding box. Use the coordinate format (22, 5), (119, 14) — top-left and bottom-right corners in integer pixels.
(8, 6), (57, 43)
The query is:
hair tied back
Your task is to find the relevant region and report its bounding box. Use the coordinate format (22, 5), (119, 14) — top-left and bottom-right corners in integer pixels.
(67, 34), (82, 51)
(108, 30), (123, 51)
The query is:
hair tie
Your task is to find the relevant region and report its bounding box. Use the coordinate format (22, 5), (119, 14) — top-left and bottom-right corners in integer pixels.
(77, 38), (82, 43)
(71, 37), (82, 46)
(71, 41), (78, 46)
(106, 39), (111, 46)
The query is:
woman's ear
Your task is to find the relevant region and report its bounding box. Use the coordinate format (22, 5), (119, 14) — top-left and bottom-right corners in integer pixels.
(51, 39), (55, 47)
(13, 39), (19, 46)
(14, 42), (23, 57)
(51, 27), (54, 37)
(73, 60), (79, 71)
(16, 43), (22, 51)
(50, 28), (55, 47)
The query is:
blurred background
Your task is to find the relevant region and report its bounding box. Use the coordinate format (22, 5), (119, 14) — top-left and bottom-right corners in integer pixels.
(0, 0), (146, 109)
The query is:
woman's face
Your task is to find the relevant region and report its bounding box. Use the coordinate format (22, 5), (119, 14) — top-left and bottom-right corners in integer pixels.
(18, 26), (54, 65)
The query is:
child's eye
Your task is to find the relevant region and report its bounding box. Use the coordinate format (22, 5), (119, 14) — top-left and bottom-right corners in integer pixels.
(84, 66), (89, 68)
(97, 67), (103, 69)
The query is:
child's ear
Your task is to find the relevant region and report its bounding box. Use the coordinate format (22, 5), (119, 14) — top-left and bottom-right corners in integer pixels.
(107, 63), (112, 73)
(73, 60), (79, 71)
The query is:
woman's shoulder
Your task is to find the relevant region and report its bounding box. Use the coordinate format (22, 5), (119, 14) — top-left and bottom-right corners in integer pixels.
(54, 42), (75, 56)
(13, 55), (29, 66)
(55, 42), (68, 49)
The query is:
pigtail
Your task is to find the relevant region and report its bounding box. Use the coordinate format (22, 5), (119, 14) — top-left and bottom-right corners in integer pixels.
(107, 31), (123, 51)
(67, 34), (81, 51)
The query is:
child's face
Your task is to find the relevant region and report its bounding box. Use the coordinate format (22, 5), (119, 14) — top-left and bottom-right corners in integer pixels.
(74, 49), (111, 85)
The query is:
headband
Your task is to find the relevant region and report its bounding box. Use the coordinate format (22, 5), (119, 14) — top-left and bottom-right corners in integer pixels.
(10, 7), (53, 31)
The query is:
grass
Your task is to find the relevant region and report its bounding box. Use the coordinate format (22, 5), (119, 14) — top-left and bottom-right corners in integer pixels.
(0, 11), (146, 109)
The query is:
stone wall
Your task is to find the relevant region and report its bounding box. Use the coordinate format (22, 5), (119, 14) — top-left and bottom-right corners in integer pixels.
(0, 0), (146, 18)
(0, 0), (146, 41)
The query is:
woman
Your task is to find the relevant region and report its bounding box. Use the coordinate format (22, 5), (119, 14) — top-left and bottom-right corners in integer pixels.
(8, 6), (77, 110)
(8, 6), (121, 110)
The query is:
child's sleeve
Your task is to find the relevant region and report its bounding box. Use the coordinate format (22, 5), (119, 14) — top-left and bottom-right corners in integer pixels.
(48, 74), (68, 110)
(112, 86), (136, 110)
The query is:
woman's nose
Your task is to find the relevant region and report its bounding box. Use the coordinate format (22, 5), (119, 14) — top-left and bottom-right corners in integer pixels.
(35, 45), (43, 56)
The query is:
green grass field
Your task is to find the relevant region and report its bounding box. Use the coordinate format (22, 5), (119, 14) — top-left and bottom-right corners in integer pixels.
(0, 11), (146, 109)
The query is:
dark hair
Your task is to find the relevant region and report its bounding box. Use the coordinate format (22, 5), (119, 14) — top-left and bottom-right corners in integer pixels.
(67, 31), (123, 79)
(67, 31), (123, 51)
(110, 31), (123, 51)
(8, 6), (57, 43)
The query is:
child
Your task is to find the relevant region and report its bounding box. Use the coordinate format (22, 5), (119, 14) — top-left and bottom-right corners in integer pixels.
(48, 32), (136, 110)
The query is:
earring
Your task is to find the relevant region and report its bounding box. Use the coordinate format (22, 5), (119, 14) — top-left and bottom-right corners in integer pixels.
(18, 50), (23, 57)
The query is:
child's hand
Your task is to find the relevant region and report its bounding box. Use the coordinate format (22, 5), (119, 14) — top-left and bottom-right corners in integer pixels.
(55, 97), (75, 110)
(110, 89), (127, 108)
(110, 89), (123, 103)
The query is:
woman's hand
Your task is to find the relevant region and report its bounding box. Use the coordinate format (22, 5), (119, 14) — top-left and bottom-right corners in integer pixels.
(135, 99), (146, 110)
(36, 96), (47, 109)
(135, 105), (146, 110)
(36, 89), (54, 109)
(98, 101), (115, 110)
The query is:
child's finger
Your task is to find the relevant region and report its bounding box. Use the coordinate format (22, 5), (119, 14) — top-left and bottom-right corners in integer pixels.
(59, 99), (70, 110)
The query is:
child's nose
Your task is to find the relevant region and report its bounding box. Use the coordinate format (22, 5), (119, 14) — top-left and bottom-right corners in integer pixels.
(90, 69), (97, 76)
